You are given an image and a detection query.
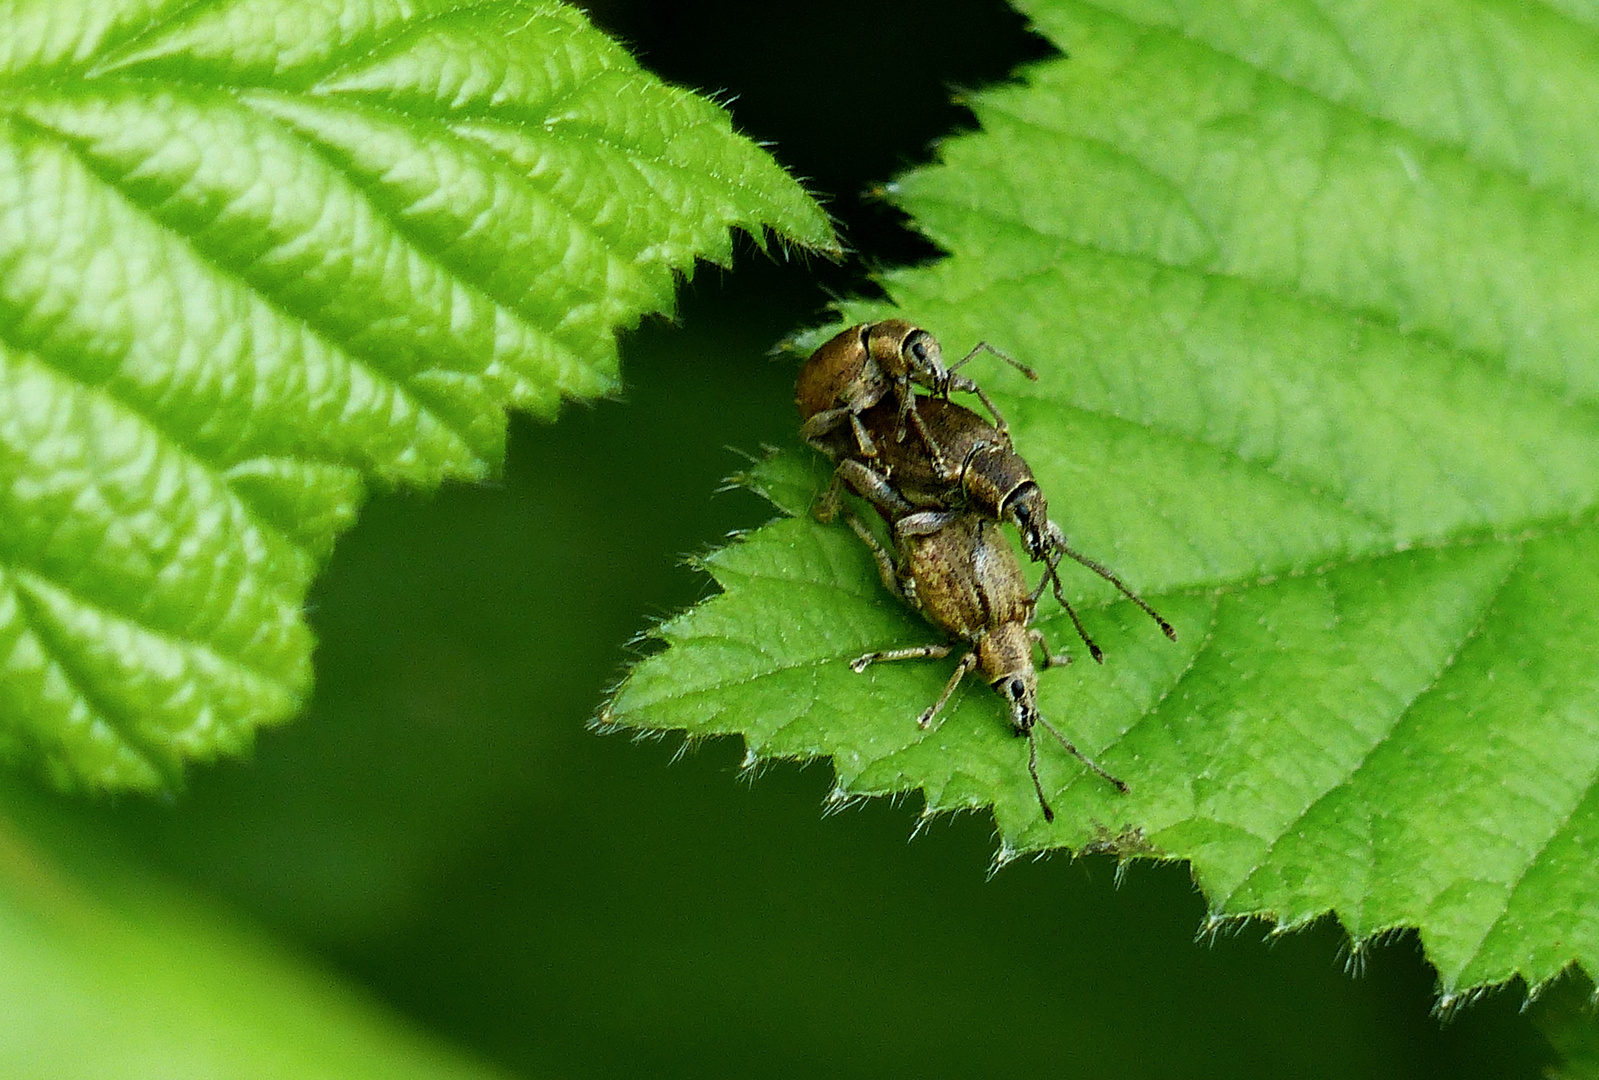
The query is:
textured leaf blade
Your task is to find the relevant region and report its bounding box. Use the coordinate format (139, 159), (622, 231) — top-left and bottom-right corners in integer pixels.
(0, 0), (836, 791)
(607, 0), (1599, 997)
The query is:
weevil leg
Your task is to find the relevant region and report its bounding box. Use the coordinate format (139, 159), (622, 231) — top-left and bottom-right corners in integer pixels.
(902, 397), (958, 479)
(1045, 523), (1178, 642)
(798, 408), (842, 447)
(812, 471), (847, 523)
(1027, 551), (1069, 606)
(1029, 628), (1073, 669)
(947, 375), (1014, 443)
(834, 460), (915, 519)
(947, 342), (1036, 446)
(844, 513), (905, 600)
(893, 389), (915, 443)
(892, 508), (961, 538)
(849, 411), (880, 460)
(1036, 716), (1129, 793)
(849, 642), (954, 674)
(914, 649), (979, 730)
(800, 407), (879, 459)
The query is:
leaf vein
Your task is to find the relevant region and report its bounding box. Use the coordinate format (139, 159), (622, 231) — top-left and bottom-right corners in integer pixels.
(36, 116), (504, 461)
(9, 570), (169, 781)
(1075, 0), (1599, 215)
(1223, 541), (1526, 921)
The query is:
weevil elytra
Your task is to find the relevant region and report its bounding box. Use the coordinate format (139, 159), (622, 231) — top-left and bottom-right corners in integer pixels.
(845, 510), (1126, 822)
(813, 395), (1176, 662)
(795, 320), (1036, 477)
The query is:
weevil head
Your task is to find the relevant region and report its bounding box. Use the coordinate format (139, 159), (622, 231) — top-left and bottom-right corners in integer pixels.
(866, 320), (949, 392)
(1004, 490), (1062, 566)
(978, 623), (1040, 736)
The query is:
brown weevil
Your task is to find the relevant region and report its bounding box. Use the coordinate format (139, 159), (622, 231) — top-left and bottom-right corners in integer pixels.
(795, 320), (1036, 476)
(815, 395), (1177, 663)
(844, 510), (1126, 822)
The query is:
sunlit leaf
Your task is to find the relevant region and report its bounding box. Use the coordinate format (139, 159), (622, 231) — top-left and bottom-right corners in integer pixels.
(0, 0), (835, 791)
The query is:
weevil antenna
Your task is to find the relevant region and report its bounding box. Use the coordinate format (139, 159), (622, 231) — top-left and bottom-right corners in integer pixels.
(1051, 536), (1177, 642)
(1048, 578), (1105, 664)
(1026, 733), (1055, 823)
(949, 341), (1038, 381)
(1037, 716), (1129, 794)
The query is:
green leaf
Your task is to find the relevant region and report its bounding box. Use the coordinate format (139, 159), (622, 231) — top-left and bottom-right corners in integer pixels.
(605, 0), (1599, 999)
(0, 0), (836, 792)
(1535, 977), (1599, 1080)
(0, 786), (509, 1080)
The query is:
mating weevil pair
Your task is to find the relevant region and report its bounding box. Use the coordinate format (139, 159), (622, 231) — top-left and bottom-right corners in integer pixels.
(797, 321), (1175, 821)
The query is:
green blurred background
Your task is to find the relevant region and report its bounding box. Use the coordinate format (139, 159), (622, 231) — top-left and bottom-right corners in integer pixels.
(7, 1), (1564, 1076)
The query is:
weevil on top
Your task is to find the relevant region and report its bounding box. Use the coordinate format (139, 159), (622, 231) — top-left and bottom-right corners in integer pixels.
(795, 319), (1175, 820)
(795, 319), (1036, 478)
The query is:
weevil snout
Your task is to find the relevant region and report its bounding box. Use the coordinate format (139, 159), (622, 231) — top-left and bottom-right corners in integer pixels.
(994, 667), (1131, 798)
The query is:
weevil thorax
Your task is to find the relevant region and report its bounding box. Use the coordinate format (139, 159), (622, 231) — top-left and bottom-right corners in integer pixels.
(978, 622), (1041, 736)
(866, 320), (949, 394)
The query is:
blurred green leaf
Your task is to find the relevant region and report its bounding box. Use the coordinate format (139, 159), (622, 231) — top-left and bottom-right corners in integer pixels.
(0, 0), (836, 792)
(606, 0), (1599, 999)
(0, 785), (508, 1080)
(1534, 976), (1599, 1080)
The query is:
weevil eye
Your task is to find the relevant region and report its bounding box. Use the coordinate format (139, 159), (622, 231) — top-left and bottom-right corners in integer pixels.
(902, 330), (940, 372)
(1004, 493), (1048, 556)
(1004, 677), (1027, 701)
